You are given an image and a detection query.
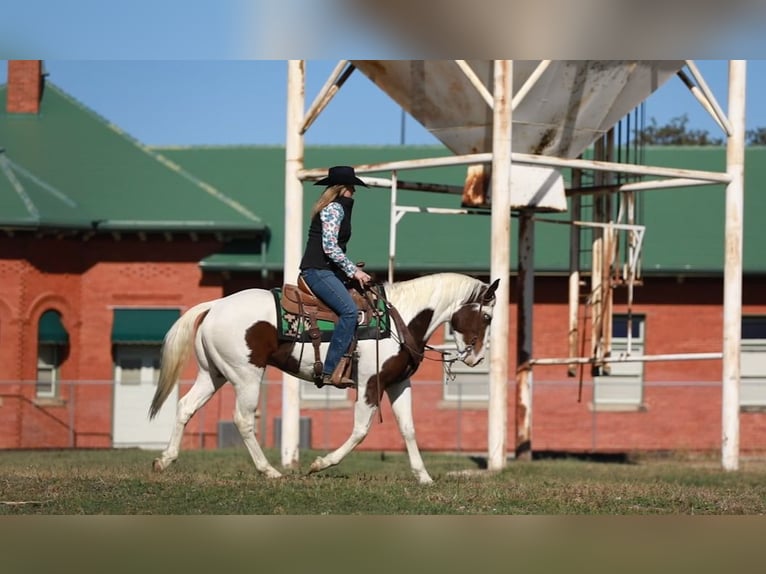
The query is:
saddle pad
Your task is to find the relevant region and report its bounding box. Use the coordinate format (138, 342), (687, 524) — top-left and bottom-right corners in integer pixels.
(271, 286), (391, 343)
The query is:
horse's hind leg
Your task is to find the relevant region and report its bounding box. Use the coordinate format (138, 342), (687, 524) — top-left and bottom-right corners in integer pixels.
(231, 370), (282, 479)
(386, 379), (433, 484)
(308, 388), (377, 476)
(153, 368), (222, 472)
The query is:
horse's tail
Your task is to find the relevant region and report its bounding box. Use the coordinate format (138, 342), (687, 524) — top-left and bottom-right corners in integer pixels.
(149, 300), (215, 419)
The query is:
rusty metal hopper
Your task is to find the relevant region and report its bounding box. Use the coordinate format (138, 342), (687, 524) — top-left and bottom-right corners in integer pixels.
(351, 60), (685, 158)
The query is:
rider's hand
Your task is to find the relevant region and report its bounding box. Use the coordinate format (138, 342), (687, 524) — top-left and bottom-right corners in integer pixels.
(353, 268), (372, 288)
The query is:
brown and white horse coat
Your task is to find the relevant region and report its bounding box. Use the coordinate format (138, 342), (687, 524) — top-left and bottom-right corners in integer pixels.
(150, 272), (499, 484)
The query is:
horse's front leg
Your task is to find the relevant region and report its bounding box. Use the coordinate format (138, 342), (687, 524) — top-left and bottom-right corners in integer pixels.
(386, 378), (433, 485)
(308, 382), (377, 476)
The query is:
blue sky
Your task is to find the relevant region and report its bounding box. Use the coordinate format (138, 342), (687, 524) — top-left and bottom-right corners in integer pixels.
(1, 60), (764, 147)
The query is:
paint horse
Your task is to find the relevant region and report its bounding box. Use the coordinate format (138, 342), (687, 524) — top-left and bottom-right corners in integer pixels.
(149, 272), (499, 484)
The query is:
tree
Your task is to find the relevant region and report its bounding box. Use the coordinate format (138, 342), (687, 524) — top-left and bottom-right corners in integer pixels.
(746, 128), (766, 145)
(634, 114), (724, 146)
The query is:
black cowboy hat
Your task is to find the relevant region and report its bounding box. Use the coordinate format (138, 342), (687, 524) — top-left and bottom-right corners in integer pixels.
(314, 165), (368, 187)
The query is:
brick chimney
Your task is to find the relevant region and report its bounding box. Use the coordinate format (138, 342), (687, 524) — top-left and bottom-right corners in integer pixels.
(6, 60), (43, 114)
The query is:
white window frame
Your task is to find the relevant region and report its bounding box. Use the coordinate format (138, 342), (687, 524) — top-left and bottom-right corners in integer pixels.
(594, 315), (645, 408)
(300, 381), (349, 402)
(440, 324), (490, 402)
(114, 345), (161, 385)
(36, 344), (60, 398)
(741, 316), (766, 408)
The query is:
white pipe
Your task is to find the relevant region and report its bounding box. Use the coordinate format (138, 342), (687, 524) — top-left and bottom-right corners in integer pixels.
(281, 60), (305, 469)
(300, 152), (731, 184)
(685, 60), (734, 137)
(396, 206), (477, 215)
(388, 170), (398, 284)
(721, 60), (746, 472)
(512, 152), (732, 183)
(617, 178), (718, 192)
(531, 352), (723, 365)
(301, 60), (350, 134)
(455, 60), (493, 109)
(488, 60), (512, 471)
(512, 60), (551, 111)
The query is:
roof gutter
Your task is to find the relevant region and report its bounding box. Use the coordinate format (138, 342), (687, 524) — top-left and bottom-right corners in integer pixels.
(92, 219), (267, 232)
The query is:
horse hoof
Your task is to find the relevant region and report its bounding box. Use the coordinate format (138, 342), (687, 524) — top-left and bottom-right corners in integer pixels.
(308, 457), (324, 474)
(265, 469), (283, 479)
(152, 458), (165, 472)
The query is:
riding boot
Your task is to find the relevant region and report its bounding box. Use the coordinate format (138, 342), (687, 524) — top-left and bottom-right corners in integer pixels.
(326, 354), (355, 388)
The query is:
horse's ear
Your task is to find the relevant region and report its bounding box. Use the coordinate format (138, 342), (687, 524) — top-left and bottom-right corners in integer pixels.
(483, 278), (500, 303)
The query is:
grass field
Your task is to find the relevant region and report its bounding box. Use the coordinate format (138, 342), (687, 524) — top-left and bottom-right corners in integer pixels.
(2, 447), (766, 515)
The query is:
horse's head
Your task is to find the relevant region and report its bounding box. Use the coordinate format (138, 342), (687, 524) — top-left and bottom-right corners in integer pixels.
(448, 278), (499, 366)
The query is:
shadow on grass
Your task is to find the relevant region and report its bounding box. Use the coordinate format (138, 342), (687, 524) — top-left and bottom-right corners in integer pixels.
(532, 450), (633, 464)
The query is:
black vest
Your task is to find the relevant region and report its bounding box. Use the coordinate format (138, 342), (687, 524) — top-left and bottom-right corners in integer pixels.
(299, 195), (354, 281)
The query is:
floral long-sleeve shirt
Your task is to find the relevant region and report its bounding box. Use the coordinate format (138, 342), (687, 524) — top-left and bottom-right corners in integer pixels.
(320, 202), (357, 277)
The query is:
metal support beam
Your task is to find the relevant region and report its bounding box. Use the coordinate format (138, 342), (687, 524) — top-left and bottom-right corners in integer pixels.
(488, 60), (512, 471)
(281, 60), (305, 469)
(532, 352), (724, 366)
(721, 60), (746, 471)
(515, 211), (534, 460)
(455, 60), (493, 109)
(301, 152), (731, 184)
(388, 170), (399, 283)
(684, 60), (734, 137)
(301, 60), (354, 135)
(568, 169), (582, 376)
(512, 60), (551, 111)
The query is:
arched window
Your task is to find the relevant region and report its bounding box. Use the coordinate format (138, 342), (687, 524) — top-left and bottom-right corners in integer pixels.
(37, 310), (69, 398)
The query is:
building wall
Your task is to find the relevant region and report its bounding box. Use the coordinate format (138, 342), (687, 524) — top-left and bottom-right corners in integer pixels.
(3, 236), (766, 456)
(0, 235), (227, 448)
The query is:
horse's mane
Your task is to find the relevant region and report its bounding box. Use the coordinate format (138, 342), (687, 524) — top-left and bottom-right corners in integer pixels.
(383, 273), (485, 317)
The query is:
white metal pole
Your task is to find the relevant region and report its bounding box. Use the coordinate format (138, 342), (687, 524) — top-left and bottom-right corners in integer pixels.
(512, 60), (551, 111)
(454, 60), (493, 109)
(282, 60), (305, 469)
(722, 60), (746, 471)
(388, 170), (398, 284)
(488, 60), (512, 471)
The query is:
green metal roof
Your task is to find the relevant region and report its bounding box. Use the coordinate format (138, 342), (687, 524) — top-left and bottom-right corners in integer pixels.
(3, 76), (763, 276)
(160, 144), (766, 276)
(0, 82), (266, 235)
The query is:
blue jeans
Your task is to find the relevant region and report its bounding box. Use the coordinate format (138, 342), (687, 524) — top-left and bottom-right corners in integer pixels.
(300, 268), (357, 376)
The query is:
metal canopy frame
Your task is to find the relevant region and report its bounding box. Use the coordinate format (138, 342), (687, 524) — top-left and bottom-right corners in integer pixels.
(283, 59), (746, 473)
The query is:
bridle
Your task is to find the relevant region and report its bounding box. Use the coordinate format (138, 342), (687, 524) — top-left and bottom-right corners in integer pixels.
(441, 298), (494, 379)
(383, 295), (494, 380)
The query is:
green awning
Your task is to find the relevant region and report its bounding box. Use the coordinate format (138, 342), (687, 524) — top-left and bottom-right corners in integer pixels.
(199, 252), (282, 272)
(198, 239), (275, 273)
(111, 308), (180, 344)
(39, 310), (69, 344)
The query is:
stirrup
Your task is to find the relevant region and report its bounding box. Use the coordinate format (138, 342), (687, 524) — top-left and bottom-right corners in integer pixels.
(323, 373), (355, 389)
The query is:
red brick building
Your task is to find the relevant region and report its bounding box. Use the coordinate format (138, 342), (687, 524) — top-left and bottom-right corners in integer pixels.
(2, 61), (766, 458)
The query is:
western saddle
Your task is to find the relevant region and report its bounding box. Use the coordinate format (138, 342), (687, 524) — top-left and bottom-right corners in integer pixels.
(279, 275), (380, 388)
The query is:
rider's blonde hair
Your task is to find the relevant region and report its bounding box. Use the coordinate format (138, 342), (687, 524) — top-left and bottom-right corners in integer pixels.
(311, 184), (353, 217)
